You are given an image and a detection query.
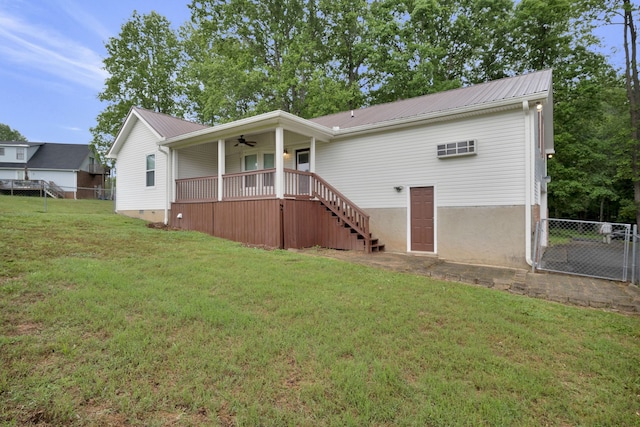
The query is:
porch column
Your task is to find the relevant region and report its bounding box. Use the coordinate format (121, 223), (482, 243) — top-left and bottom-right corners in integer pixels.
(309, 136), (316, 173)
(275, 126), (284, 198)
(217, 139), (225, 201)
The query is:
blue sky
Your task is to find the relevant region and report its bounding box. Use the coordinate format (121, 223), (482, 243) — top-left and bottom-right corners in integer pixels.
(0, 0), (191, 144)
(0, 0), (633, 145)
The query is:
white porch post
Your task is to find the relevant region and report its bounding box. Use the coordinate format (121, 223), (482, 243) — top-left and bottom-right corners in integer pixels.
(217, 139), (225, 201)
(310, 136), (316, 173)
(275, 126), (284, 198)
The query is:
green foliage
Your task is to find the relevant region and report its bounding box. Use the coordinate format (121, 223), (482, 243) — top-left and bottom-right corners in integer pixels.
(0, 123), (28, 141)
(90, 0), (639, 221)
(549, 76), (628, 220)
(183, 0), (370, 122)
(90, 11), (183, 165)
(1, 197), (639, 425)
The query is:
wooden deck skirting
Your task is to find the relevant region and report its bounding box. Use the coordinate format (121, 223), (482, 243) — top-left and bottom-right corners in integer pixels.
(173, 169), (378, 252)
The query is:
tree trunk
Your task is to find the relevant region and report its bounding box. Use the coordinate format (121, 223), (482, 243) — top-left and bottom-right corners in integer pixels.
(623, 0), (640, 225)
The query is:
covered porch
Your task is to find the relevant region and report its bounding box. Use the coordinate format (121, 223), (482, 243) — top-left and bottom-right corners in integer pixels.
(170, 169), (383, 252)
(161, 112), (383, 252)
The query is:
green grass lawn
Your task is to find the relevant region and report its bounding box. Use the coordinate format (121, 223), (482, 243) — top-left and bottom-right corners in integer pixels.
(1, 195), (639, 426)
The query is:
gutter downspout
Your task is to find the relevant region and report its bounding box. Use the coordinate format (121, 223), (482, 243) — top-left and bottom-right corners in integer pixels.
(158, 144), (171, 225)
(523, 100), (533, 266)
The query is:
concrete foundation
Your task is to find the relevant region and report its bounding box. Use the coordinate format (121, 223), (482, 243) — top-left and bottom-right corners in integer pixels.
(437, 205), (527, 268)
(368, 205), (528, 268)
(117, 209), (166, 223)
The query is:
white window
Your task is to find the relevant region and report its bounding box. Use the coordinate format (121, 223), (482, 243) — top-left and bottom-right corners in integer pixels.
(146, 154), (155, 187)
(16, 147), (25, 160)
(437, 140), (476, 158)
(244, 154), (258, 187)
(263, 153), (275, 186)
(0, 147), (5, 156)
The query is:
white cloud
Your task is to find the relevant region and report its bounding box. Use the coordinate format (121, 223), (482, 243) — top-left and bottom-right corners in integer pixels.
(56, 0), (113, 42)
(60, 125), (83, 132)
(0, 9), (109, 91)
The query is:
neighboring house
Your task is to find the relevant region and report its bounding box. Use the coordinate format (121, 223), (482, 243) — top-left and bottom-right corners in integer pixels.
(0, 142), (107, 199)
(107, 70), (554, 268)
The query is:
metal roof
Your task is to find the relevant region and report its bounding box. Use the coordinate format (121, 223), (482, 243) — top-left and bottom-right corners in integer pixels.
(310, 69), (552, 129)
(133, 107), (210, 139)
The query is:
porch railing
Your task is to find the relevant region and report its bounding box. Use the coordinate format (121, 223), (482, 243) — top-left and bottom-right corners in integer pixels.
(223, 169), (276, 200)
(310, 173), (371, 252)
(175, 169), (371, 250)
(87, 164), (107, 174)
(175, 176), (218, 202)
(0, 179), (66, 198)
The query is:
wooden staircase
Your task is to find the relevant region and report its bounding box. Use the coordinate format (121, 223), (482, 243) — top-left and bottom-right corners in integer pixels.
(312, 174), (385, 253)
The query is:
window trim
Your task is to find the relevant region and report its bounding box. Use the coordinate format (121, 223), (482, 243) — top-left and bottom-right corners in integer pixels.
(437, 140), (477, 158)
(0, 147), (5, 156)
(145, 154), (155, 187)
(16, 147), (25, 161)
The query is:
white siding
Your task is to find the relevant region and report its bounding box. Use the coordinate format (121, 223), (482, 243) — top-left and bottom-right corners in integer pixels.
(533, 107), (549, 205)
(115, 120), (166, 211)
(0, 168), (76, 186)
(32, 170), (77, 189)
(315, 109), (527, 209)
(0, 146), (27, 164)
(177, 143), (217, 179)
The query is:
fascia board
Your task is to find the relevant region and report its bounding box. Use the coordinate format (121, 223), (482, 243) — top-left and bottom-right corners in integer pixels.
(331, 93), (550, 140)
(162, 110), (334, 149)
(107, 108), (164, 158)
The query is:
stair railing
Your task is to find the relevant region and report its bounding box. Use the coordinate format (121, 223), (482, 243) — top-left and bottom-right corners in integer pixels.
(310, 173), (371, 252)
(45, 181), (65, 199)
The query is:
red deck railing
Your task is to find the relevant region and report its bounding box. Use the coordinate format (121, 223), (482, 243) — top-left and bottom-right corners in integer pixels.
(223, 169), (276, 200)
(174, 169), (371, 250)
(175, 175), (217, 202)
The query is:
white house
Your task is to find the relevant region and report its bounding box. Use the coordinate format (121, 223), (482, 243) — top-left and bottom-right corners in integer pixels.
(0, 142), (107, 198)
(107, 70), (554, 268)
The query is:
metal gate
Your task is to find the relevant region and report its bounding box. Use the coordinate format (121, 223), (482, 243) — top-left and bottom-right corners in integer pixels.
(533, 219), (632, 281)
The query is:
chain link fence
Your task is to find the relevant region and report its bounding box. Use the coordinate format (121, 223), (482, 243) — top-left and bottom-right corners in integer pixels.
(0, 180), (114, 200)
(533, 219), (632, 281)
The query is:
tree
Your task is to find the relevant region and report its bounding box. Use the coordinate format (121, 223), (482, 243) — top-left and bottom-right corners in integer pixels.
(367, 0), (515, 104)
(621, 0), (640, 225)
(0, 123), (27, 141)
(90, 11), (184, 165)
(184, 0), (322, 122)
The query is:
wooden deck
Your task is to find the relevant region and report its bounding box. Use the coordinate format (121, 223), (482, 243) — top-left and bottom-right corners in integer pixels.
(172, 169), (384, 252)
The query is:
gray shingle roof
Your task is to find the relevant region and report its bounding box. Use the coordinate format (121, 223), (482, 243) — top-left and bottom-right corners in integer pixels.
(310, 69), (552, 129)
(0, 143), (89, 170)
(28, 143), (89, 169)
(133, 107), (210, 139)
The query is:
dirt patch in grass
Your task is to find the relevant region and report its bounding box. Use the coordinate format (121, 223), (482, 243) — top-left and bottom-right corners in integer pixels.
(12, 322), (42, 336)
(296, 248), (442, 274)
(146, 222), (179, 231)
(216, 401), (235, 427)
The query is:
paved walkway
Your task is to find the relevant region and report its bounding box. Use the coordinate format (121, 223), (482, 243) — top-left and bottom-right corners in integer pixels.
(301, 250), (640, 315)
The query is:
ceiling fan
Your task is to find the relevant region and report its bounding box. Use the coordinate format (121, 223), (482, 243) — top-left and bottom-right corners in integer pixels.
(235, 135), (256, 147)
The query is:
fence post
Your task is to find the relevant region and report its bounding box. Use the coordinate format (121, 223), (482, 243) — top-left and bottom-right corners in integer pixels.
(532, 220), (540, 273)
(632, 225), (637, 285)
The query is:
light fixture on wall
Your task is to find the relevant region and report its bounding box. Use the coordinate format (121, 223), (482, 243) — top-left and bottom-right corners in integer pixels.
(394, 186), (404, 193)
(283, 149), (289, 156)
(536, 102), (543, 111)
